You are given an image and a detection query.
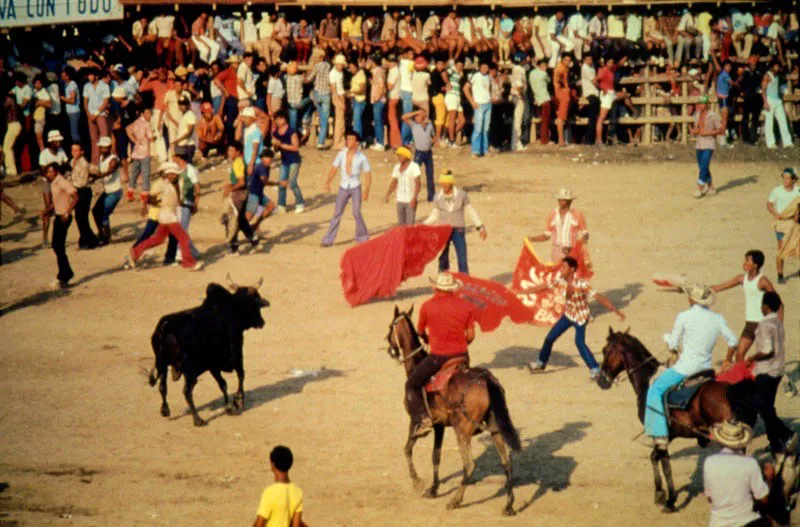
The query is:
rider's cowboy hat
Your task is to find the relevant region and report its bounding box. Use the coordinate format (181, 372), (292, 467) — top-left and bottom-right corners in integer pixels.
(685, 283), (715, 306)
(712, 419), (753, 450)
(430, 272), (461, 292)
(554, 188), (575, 201)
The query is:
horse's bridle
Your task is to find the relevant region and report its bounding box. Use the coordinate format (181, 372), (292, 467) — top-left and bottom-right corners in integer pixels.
(600, 334), (659, 387)
(387, 313), (427, 364)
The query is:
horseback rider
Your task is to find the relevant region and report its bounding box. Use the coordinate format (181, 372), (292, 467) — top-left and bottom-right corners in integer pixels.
(646, 284), (738, 449)
(406, 272), (477, 438)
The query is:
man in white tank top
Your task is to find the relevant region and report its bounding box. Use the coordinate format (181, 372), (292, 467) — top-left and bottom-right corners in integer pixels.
(711, 250), (782, 368)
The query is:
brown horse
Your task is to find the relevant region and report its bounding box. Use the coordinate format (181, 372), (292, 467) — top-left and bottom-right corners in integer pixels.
(595, 327), (734, 512)
(386, 306), (521, 515)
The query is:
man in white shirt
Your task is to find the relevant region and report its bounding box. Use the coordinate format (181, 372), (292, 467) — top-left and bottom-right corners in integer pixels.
(236, 53), (255, 105)
(463, 61), (492, 158)
(528, 59), (552, 145)
(645, 284), (738, 448)
(322, 131), (372, 246)
(703, 420), (773, 527)
(567, 12), (590, 61)
(398, 49), (415, 144)
(731, 8), (754, 60)
(676, 9), (702, 64)
(509, 55), (528, 152)
(531, 15), (552, 61)
(547, 11), (573, 69)
(588, 10), (609, 59)
(625, 12), (643, 58)
(329, 54), (347, 149)
(384, 146), (420, 225)
(173, 97), (197, 160)
(580, 55), (600, 145)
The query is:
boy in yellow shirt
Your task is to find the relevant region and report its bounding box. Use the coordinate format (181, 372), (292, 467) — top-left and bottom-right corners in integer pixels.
(254, 446), (305, 527)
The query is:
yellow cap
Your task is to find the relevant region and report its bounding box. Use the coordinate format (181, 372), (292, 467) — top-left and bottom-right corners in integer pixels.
(438, 170), (455, 185)
(396, 146), (412, 160)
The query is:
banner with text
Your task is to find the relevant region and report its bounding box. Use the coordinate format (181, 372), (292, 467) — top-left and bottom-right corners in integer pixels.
(1, 0), (123, 28)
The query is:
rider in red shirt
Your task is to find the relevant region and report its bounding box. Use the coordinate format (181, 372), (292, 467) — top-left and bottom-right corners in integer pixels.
(406, 272), (477, 438)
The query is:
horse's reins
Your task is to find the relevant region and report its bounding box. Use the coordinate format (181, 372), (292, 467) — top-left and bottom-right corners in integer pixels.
(388, 314), (427, 365)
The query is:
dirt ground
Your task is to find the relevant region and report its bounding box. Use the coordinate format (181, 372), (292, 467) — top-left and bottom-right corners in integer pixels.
(0, 143), (798, 526)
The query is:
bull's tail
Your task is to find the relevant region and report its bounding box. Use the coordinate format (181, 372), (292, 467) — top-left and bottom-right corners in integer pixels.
(148, 318), (178, 386)
(486, 373), (521, 452)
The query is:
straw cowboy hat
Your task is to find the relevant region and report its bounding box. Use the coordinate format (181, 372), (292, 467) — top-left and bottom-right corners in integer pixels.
(712, 419), (753, 450)
(554, 188), (575, 201)
(685, 283), (715, 306)
(46, 130), (64, 143)
(430, 272), (461, 292)
(396, 146), (412, 160)
(174, 66), (188, 78)
(97, 136), (112, 148)
(439, 169), (455, 185)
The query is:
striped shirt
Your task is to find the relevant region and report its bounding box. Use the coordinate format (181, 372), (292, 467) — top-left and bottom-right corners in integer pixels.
(308, 61), (331, 95)
(446, 65), (462, 96)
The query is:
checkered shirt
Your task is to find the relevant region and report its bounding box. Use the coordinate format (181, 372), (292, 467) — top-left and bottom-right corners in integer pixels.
(553, 278), (596, 325)
(286, 74), (304, 107)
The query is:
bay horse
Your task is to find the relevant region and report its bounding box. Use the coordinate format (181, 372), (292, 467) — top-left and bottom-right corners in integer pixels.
(595, 327), (734, 512)
(386, 306), (521, 515)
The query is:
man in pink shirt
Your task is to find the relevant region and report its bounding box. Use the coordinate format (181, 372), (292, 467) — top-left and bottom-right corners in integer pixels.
(126, 106), (154, 209)
(42, 163), (78, 289)
(139, 69), (172, 161)
(440, 11), (464, 60)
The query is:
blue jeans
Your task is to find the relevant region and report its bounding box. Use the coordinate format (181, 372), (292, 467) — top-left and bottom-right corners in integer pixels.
(645, 368), (686, 438)
(279, 162), (305, 207)
(312, 91), (331, 147)
(414, 149), (434, 202)
(537, 315), (599, 371)
(66, 111), (81, 144)
(255, 98), (267, 113)
(372, 100), (385, 146)
(400, 91), (414, 144)
(696, 149), (713, 185)
(352, 100), (367, 138)
(289, 98), (313, 133)
(439, 228), (468, 274)
(471, 103), (492, 156)
(91, 189), (122, 229)
(212, 96), (222, 115)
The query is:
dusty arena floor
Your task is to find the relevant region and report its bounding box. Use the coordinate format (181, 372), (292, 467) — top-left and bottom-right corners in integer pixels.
(1, 143), (798, 526)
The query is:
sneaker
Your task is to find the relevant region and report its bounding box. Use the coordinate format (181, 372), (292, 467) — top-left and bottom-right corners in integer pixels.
(249, 235), (260, 247)
(189, 261), (204, 272)
(294, 204), (305, 215)
(370, 143), (385, 151)
(125, 189), (135, 202)
(515, 145), (528, 152)
(706, 186), (717, 196)
(49, 279), (63, 290)
(277, 206), (287, 214)
(589, 368), (600, 381)
(778, 275), (787, 285)
(450, 142), (459, 149)
(527, 361), (546, 373)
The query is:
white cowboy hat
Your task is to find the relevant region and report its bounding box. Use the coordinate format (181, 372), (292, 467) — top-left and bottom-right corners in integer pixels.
(46, 130), (64, 143)
(429, 272), (462, 292)
(712, 419), (753, 450)
(685, 283), (715, 306)
(333, 54), (347, 66)
(160, 162), (180, 175)
(97, 136), (112, 148)
(241, 107), (256, 118)
(554, 188), (575, 201)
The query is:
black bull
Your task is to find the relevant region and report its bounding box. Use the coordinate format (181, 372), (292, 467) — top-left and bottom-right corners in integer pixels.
(148, 278), (269, 426)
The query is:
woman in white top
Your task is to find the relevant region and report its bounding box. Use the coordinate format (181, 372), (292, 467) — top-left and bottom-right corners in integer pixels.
(91, 137), (123, 246)
(761, 60), (793, 149)
(711, 250), (782, 367)
(767, 167), (800, 283)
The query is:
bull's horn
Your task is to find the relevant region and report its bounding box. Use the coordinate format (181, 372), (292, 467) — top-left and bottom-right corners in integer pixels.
(225, 273), (238, 290)
(255, 277), (263, 289)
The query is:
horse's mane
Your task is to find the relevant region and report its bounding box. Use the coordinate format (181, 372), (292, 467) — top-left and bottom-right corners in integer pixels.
(618, 332), (658, 365)
(401, 311), (424, 350)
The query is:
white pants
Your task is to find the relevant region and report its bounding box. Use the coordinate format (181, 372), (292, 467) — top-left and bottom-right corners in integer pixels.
(511, 95), (525, 149)
(192, 36), (220, 64)
(548, 36), (575, 68)
(3, 121), (21, 176)
(701, 34), (711, 62)
(764, 97), (793, 148)
(151, 110), (168, 163)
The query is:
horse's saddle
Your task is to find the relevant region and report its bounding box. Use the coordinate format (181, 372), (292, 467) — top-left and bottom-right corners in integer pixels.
(426, 356), (470, 393)
(665, 369), (716, 410)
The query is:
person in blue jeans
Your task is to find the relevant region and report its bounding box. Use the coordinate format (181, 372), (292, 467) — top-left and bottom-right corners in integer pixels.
(271, 110), (305, 214)
(402, 110), (436, 202)
(690, 95), (723, 198)
(463, 62), (493, 157)
(423, 170), (487, 274)
(528, 257), (626, 380)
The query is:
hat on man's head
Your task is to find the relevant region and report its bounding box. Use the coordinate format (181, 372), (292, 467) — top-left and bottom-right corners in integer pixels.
(333, 54), (347, 66)
(112, 86), (128, 99)
(241, 107), (256, 118)
(226, 55), (242, 64)
(47, 130), (64, 143)
(97, 136), (112, 148)
(45, 71), (58, 83)
(160, 162), (181, 175)
(174, 66), (188, 78)
(396, 147), (412, 160)
(429, 272), (462, 292)
(186, 64), (195, 73)
(711, 419), (753, 450)
(685, 283), (715, 306)
(414, 56), (429, 69)
(439, 169), (455, 185)
(554, 188), (575, 201)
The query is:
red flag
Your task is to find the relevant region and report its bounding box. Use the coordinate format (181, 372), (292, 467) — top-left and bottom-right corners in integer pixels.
(716, 362), (755, 384)
(452, 273), (535, 332)
(340, 225), (453, 307)
(510, 238), (593, 327)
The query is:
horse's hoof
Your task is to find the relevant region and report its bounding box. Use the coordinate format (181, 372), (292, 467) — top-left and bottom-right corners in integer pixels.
(412, 478), (426, 494)
(502, 507), (516, 517)
(654, 490), (666, 505)
(160, 405), (170, 417)
(193, 417), (208, 427)
(422, 487), (438, 499)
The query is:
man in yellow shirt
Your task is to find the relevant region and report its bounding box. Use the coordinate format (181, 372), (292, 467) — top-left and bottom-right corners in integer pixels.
(254, 446), (304, 527)
(341, 11), (364, 55)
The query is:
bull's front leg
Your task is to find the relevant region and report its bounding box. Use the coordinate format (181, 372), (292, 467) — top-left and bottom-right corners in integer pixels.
(231, 366), (245, 415)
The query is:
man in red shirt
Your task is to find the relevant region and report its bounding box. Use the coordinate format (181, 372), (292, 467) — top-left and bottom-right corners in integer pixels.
(406, 272), (477, 438)
(214, 55), (242, 145)
(553, 55), (572, 147)
(593, 56), (619, 146)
